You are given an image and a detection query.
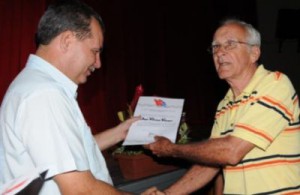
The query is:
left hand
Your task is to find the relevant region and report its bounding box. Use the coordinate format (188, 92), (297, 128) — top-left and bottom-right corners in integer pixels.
(144, 136), (174, 157)
(94, 116), (140, 150)
(115, 116), (141, 141)
(141, 187), (166, 195)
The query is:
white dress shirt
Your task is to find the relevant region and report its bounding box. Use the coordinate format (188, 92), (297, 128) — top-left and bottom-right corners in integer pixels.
(0, 54), (112, 195)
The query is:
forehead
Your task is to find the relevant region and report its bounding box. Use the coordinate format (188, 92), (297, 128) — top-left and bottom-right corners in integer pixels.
(213, 23), (246, 43)
(88, 17), (104, 46)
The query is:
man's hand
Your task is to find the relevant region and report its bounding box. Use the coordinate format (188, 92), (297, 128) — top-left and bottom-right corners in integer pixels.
(115, 116), (141, 141)
(144, 136), (174, 157)
(141, 186), (166, 195)
(94, 116), (140, 150)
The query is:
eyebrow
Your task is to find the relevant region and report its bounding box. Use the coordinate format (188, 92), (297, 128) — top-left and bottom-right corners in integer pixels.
(211, 39), (238, 45)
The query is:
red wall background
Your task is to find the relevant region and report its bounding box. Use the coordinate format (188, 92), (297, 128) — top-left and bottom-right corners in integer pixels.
(0, 0), (257, 137)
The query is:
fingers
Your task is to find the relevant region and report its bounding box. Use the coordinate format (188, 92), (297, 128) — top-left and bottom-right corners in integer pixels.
(141, 187), (165, 195)
(143, 136), (168, 151)
(119, 116), (140, 129)
(153, 135), (169, 141)
(130, 115), (141, 121)
(125, 116), (140, 125)
(141, 186), (158, 195)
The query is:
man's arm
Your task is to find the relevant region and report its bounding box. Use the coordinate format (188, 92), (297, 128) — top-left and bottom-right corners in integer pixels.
(54, 170), (132, 195)
(142, 165), (220, 195)
(165, 164), (220, 194)
(212, 171), (224, 195)
(146, 135), (254, 166)
(94, 117), (140, 150)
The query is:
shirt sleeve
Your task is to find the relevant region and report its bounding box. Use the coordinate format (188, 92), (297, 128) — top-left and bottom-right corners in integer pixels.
(232, 74), (297, 150)
(16, 89), (90, 179)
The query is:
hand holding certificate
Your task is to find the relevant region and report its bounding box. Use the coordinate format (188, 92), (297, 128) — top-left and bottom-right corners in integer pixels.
(122, 96), (184, 145)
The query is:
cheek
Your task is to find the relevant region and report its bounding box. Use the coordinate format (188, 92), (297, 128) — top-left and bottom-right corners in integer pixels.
(73, 56), (88, 73)
(86, 52), (96, 64)
(212, 58), (219, 69)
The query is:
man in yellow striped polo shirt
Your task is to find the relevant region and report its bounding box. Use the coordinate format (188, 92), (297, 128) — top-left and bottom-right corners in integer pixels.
(143, 19), (300, 195)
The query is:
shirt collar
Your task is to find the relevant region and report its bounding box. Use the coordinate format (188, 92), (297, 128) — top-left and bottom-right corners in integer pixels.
(224, 64), (267, 101)
(26, 54), (78, 98)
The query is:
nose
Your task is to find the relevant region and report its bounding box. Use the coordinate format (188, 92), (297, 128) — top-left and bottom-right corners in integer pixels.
(94, 54), (101, 69)
(214, 46), (227, 57)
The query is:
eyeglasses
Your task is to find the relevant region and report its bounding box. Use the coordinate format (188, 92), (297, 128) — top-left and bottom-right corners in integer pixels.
(207, 40), (255, 54)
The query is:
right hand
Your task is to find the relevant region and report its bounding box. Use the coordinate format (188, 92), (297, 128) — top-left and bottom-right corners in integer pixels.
(144, 136), (174, 157)
(141, 187), (166, 195)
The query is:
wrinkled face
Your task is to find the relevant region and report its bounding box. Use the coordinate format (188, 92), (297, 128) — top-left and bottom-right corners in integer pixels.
(211, 24), (258, 82)
(67, 17), (104, 84)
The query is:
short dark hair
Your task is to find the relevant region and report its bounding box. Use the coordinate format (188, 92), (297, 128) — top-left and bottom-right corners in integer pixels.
(35, 0), (105, 46)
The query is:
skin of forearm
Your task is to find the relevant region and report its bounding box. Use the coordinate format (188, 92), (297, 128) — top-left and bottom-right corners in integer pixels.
(165, 165), (220, 195)
(94, 117), (140, 151)
(55, 171), (129, 195)
(170, 137), (242, 166)
(94, 127), (122, 151)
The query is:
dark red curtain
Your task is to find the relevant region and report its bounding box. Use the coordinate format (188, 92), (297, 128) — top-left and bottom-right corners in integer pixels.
(0, 0), (257, 138)
(0, 0), (46, 102)
(79, 0), (258, 136)
(0, 0), (113, 134)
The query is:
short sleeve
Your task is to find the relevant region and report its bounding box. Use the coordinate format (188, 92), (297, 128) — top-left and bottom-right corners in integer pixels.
(17, 89), (89, 179)
(232, 74), (298, 150)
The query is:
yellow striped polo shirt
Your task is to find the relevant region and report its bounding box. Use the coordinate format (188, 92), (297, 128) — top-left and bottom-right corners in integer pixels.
(211, 65), (300, 194)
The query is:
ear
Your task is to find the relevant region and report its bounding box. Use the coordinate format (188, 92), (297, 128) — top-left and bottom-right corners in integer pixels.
(59, 31), (75, 53)
(250, 46), (261, 63)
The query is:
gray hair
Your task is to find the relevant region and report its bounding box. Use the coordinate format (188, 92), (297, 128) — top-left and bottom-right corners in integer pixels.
(221, 19), (261, 47)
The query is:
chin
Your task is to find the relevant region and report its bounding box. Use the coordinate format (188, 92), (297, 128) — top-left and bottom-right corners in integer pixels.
(217, 70), (231, 80)
(78, 77), (88, 84)
(81, 80), (88, 84)
(217, 72), (226, 79)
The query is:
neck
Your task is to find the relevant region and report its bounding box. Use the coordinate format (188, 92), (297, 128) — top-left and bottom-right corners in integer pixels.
(227, 64), (258, 99)
(35, 44), (64, 71)
(36, 46), (49, 61)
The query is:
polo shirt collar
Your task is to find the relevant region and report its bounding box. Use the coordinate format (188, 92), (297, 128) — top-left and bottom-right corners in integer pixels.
(224, 64), (267, 101)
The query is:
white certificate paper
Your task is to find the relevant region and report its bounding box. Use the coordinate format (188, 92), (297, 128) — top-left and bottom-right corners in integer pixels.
(122, 96), (184, 145)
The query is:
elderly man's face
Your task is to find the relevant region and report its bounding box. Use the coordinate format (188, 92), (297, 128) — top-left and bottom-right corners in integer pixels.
(212, 24), (259, 83)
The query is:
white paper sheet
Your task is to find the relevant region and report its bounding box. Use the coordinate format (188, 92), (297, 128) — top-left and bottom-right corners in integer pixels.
(123, 96), (184, 145)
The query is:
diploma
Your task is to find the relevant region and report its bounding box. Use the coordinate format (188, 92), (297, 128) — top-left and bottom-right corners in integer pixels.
(123, 96), (184, 145)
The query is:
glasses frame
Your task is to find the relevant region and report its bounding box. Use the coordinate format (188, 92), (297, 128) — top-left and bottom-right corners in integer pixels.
(207, 40), (256, 54)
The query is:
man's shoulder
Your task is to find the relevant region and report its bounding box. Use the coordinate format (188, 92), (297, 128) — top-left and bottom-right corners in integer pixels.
(255, 66), (293, 90)
(10, 67), (63, 93)
(259, 65), (291, 83)
(3, 70), (66, 108)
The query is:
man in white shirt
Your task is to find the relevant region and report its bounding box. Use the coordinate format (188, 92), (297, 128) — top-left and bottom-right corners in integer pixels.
(0, 1), (138, 194)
